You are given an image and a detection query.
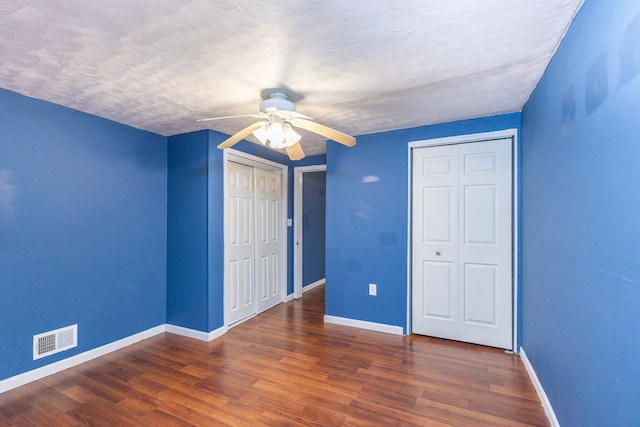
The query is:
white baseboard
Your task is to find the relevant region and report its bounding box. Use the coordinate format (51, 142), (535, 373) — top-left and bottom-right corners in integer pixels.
(324, 315), (404, 335)
(285, 292), (296, 302)
(520, 347), (560, 427)
(165, 324), (227, 342)
(0, 325), (165, 394)
(303, 278), (325, 293)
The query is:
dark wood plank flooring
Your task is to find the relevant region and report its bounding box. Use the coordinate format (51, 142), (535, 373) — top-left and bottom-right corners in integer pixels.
(0, 286), (548, 426)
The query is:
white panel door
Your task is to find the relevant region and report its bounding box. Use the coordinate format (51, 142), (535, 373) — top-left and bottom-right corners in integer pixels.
(255, 168), (283, 313)
(226, 161), (256, 325)
(412, 146), (460, 340)
(458, 140), (512, 348)
(412, 138), (513, 349)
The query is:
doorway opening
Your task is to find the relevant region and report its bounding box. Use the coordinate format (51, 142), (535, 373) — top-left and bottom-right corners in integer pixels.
(293, 165), (327, 299)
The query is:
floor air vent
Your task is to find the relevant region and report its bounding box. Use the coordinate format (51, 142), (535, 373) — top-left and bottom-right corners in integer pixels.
(33, 324), (77, 360)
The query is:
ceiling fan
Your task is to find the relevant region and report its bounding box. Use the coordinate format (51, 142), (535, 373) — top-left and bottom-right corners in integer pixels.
(197, 89), (356, 161)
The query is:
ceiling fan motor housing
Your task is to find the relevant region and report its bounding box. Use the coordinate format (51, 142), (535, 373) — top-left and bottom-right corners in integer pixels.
(259, 92), (296, 112)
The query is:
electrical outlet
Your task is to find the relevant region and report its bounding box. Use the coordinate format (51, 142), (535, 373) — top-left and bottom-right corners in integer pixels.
(369, 283), (377, 296)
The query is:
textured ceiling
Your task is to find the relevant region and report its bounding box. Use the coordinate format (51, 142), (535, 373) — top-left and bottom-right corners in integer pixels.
(0, 0), (583, 156)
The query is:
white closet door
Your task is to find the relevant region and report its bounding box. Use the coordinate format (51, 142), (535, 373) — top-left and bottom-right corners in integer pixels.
(412, 138), (513, 349)
(412, 145), (460, 340)
(255, 168), (282, 313)
(458, 140), (512, 348)
(226, 161), (256, 325)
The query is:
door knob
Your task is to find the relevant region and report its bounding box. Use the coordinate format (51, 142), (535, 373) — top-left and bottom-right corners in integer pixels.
(435, 251), (441, 256)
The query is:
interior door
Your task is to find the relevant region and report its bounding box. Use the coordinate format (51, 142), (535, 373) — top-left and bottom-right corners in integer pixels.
(255, 168), (282, 313)
(412, 138), (513, 349)
(226, 161), (255, 325)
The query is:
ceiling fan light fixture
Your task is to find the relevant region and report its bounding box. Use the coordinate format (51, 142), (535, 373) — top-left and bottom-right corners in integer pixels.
(253, 120), (301, 149)
(267, 121), (286, 149)
(283, 123), (301, 146)
(252, 123), (269, 145)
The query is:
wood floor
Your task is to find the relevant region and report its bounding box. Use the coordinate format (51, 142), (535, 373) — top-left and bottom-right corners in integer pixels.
(0, 286), (548, 426)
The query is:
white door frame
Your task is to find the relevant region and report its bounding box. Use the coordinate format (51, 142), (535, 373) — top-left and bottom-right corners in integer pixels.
(293, 164), (327, 299)
(223, 148), (288, 326)
(407, 129), (519, 351)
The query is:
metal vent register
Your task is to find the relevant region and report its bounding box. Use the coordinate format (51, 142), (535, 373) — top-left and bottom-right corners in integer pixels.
(33, 325), (77, 360)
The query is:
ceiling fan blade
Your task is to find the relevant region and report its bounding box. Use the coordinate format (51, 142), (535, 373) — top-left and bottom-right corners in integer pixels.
(293, 119), (356, 147)
(279, 110), (312, 120)
(197, 114), (260, 123)
(285, 142), (305, 161)
(217, 121), (265, 149)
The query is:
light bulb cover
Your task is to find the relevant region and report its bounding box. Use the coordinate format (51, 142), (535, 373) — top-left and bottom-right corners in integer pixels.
(252, 119), (302, 150)
(283, 123), (301, 147)
(252, 124), (269, 145)
(267, 121), (286, 149)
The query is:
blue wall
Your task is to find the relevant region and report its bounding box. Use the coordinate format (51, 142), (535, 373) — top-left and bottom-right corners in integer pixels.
(521, 1), (640, 425)
(325, 113), (521, 332)
(302, 171), (326, 286)
(167, 131), (210, 331)
(206, 132), (226, 331)
(0, 89), (167, 380)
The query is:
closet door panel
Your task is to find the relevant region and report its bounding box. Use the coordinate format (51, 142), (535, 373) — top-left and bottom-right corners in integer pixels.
(226, 162), (255, 325)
